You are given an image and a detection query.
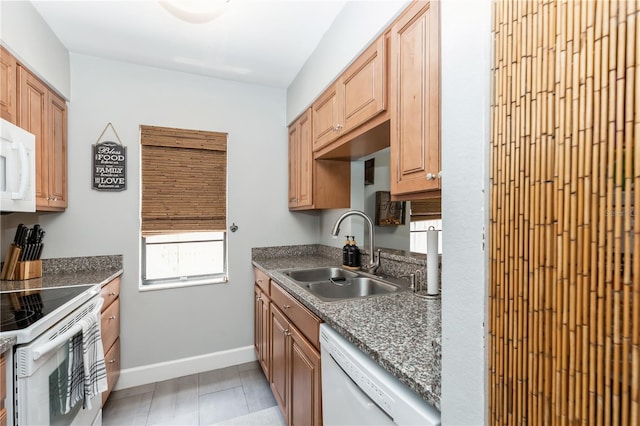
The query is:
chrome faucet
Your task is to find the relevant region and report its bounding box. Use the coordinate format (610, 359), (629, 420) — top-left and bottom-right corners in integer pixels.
(331, 210), (381, 274)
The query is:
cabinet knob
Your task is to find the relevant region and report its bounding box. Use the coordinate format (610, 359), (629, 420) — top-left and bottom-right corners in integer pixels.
(256, 295), (262, 301)
(283, 329), (291, 336)
(109, 292), (117, 296)
(426, 173), (437, 181)
(257, 279), (262, 284)
(333, 124), (343, 132)
(109, 359), (116, 364)
(283, 304), (291, 310)
(109, 315), (116, 320)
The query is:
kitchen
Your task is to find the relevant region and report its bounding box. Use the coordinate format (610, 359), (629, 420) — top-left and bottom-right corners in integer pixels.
(3, 0), (503, 425)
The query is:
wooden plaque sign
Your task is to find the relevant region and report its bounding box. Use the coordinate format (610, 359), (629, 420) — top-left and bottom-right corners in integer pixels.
(93, 141), (127, 191)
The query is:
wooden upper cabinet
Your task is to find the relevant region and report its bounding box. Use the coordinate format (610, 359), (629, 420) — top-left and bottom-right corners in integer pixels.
(0, 47), (17, 123)
(312, 34), (388, 153)
(18, 66), (68, 211)
(341, 35), (387, 134)
(390, 0), (441, 199)
(289, 108), (350, 211)
(288, 109), (313, 209)
(47, 92), (67, 209)
(312, 85), (341, 151)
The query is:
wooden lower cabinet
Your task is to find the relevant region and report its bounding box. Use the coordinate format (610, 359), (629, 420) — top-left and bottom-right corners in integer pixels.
(270, 304), (322, 426)
(270, 284), (322, 426)
(100, 276), (121, 406)
(254, 270), (322, 426)
(0, 353), (6, 426)
(270, 306), (289, 415)
(289, 325), (322, 426)
(254, 284), (271, 380)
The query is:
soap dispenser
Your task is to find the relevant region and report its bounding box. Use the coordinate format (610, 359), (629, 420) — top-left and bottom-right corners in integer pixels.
(342, 236), (351, 267)
(349, 237), (361, 268)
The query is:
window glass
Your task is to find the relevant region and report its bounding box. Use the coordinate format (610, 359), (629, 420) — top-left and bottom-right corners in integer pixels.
(410, 219), (442, 254)
(143, 232), (226, 284)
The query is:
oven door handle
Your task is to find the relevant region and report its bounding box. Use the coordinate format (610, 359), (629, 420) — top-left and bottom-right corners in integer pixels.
(32, 296), (104, 361)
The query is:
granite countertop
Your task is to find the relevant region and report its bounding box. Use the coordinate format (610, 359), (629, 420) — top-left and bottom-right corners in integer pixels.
(252, 253), (442, 410)
(0, 269), (122, 292)
(0, 255), (122, 292)
(0, 335), (16, 355)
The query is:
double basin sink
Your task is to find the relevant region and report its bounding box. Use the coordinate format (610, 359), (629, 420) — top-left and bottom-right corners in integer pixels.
(280, 267), (407, 302)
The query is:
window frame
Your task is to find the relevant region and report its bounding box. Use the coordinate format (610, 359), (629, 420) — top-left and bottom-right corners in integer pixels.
(140, 232), (228, 290)
(139, 125), (228, 290)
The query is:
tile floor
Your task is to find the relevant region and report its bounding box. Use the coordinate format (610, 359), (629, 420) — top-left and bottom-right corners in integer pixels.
(102, 361), (285, 426)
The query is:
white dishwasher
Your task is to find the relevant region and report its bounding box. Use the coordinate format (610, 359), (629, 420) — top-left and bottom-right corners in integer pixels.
(320, 324), (440, 426)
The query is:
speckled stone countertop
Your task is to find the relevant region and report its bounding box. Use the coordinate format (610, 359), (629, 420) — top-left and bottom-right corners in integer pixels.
(0, 335), (16, 354)
(252, 246), (441, 410)
(0, 255), (122, 292)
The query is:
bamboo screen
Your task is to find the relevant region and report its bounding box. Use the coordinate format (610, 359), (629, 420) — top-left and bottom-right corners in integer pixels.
(140, 125), (227, 235)
(490, 1), (639, 425)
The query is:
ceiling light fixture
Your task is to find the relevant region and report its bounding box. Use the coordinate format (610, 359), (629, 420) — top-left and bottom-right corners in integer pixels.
(159, 0), (231, 24)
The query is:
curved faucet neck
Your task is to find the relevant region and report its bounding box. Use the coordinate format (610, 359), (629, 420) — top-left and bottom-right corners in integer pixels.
(331, 210), (380, 274)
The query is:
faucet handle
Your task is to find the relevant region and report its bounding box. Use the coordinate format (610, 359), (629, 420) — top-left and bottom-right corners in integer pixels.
(400, 273), (416, 290)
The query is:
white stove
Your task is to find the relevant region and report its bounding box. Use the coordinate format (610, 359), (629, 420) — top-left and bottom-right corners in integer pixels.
(0, 283), (103, 426)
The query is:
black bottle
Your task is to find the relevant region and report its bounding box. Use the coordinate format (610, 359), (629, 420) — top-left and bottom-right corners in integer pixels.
(348, 237), (361, 268)
(342, 236), (351, 267)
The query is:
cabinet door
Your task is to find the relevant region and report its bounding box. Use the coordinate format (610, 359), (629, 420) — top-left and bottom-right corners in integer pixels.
(341, 35), (387, 134)
(296, 109), (313, 208)
(102, 337), (121, 406)
(0, 47), (17, 124)
(288, 123), (299, 207)
(18, 67), (49, 208)
(270, 305), (289, 418)
(254, 286), (271, 380)
(46, 92), (67, 209)
(390, 1), (441, 197)
(312, 84), (342, 151)
(289, 109), (314, 209)
(288, 325), (322, 426)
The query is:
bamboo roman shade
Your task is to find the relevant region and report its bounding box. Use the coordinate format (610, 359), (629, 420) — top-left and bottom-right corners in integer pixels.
(490, 1), (639, 425)
(410, 198), (442, 221)
(140, 125), (227, 236)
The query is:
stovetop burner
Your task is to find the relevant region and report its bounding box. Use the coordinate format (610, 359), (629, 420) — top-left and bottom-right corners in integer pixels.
(0, 285), (94, 333)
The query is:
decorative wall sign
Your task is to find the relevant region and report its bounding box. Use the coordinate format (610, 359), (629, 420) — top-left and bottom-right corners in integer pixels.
(92, 123), (127, 191)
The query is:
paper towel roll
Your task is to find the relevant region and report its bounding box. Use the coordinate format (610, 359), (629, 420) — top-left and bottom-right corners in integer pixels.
(427, 228), (439, 295)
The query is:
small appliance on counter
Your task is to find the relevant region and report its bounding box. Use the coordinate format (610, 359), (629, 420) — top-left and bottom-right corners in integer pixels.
(1, 223), (46, 280)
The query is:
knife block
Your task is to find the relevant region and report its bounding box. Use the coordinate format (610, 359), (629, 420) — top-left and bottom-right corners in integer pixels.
(15, 260), (42, 280)
(8, 260), (42, 280)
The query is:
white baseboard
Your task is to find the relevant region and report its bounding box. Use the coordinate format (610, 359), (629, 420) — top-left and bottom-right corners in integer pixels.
(113, 345), (257, 391)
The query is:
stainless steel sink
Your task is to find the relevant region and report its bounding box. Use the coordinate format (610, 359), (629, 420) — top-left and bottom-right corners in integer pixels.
(283, 267), (359, 282)
(281, 267), (404, 301)
(306, 277), (399, 301)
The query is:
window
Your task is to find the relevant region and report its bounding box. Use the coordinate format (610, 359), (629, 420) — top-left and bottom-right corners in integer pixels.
(409, 199), (442, 254)
(410, 219), (442, 254)
(140, 125), (227, 288)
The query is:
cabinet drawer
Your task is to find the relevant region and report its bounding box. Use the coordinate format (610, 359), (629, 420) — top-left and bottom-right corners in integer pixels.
(254, 268), (270, 295)
(0, 408), (5, 426)
(270, 282), (321, 350)
(100, 277), (120, 311)
(102, 337), (121, 406)
(101, 298), (120, 352)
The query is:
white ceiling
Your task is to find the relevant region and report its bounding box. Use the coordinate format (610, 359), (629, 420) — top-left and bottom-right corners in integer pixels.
(30, 0), (347, 88)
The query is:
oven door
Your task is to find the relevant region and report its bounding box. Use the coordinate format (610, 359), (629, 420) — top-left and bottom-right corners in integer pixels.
(13, 296), (103, 426)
